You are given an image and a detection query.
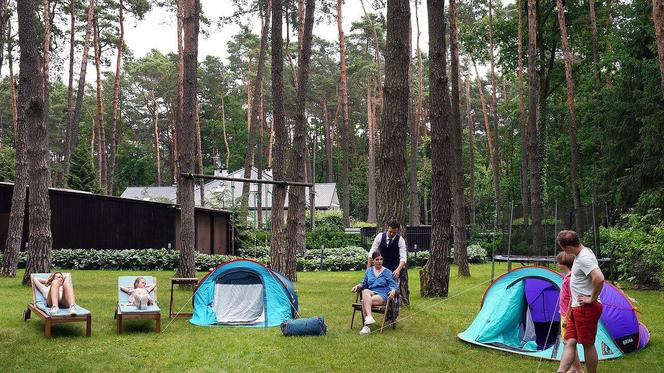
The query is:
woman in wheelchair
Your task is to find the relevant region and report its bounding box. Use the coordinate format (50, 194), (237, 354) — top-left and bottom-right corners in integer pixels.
(351, 250), (398, 334)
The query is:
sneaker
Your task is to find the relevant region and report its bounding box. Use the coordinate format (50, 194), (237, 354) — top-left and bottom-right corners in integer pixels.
(69, 304), (77, 316)
(49, 306), (59, 315)
(359, 326), (371, 335)
(364, 315), (376, 325)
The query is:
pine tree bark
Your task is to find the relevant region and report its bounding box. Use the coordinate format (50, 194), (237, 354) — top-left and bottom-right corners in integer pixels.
(337, 0), (351, 227)
(0, 25), (28, 277)
(270, 0), (294, 278)
(221, 95), (230, 169)
(589, 0), (601, 81)
(527, 0), (544, 255)
(0, 0), (7, 77)
(323, 95), (334, 182)
(448, 0), (468, 276)
(556, 0), (584, 234)
(654, 0), (664, 97)
(151, 92), (161, 186)
(256, 90), (265, 226)
(195, 99), (204, 206)
(409, 0), (422, 226)
(421, 0), (451, 298)
(367, 74), (377, 223)
(176, 0), (199, 279)
(472, 60), (495, 166)
(7, 20), (17, 144)
(285, 0), (315, 281)
(175, 0), (184, 188)
(464, 72), (476, 225)
(93, 17), (107, 193)
(19, 0), (52, 285)
(487, 0), (501, 222)
(241, 1), (271, 223)
(108, 0), (125, 195)
(64, 0), (95, 183)
(517, 0), (530, 225)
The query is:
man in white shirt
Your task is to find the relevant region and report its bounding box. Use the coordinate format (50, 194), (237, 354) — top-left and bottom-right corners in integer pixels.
(557, 230), (604, 373)
(368, 220), (409, 305)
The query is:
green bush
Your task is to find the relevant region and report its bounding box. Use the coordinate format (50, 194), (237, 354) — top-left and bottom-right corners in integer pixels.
(469, 226), (504, 255)
(600, 209), (664, 288)
(306, 225), (364, 250)
(237, 245), (270, 258)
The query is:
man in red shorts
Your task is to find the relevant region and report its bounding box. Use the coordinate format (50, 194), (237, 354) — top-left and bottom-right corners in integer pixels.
(557, 230), (605, 373)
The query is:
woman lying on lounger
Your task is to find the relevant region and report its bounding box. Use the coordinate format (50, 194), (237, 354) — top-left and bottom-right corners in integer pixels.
(120, 276), (156, 310)
(32, 272), (78, 316)
(351, 250), (398, 335)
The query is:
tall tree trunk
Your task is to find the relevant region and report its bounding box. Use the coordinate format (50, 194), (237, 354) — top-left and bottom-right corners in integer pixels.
(170, 107), (178, 184)
(337, 0), (351, 227)
(270, 0), (293, 278)
(367, 74), (377, 223)
(527, 0), (544, 255)
(256, 89), (265, 227)
(93, 17), (107, 193)
(448, 0), (468, 276)
(175, 0), (184, 189)
(0, 27), (28, 277)
(151, 93), (162, 186)
(323, 95), (334, 182)
(359, 0), (384, 114)
(589, 0), (600, 81)
(42, 0), (50, 118)
(108, 0), (125, 195)
(195, 99), (204, 206)
(221, 95), (230, 169)
(176, 0), (199, 279)
(409, 0), (422, 226)
(7, 21), (18, 143)
(19, 0), (52, 285)
(64, 0), (95, 183)
(556, 0), (583, 234)
(517, 0), (530, 225)
(0, 0), (7, 77)
(464, 71), (476, 226)
(654, 0), (664, 97)
(605, 0), (614, 86)
(472, 60), (495, 167)
(241, 1), (271, 223)
(65, 0), (75, 178)
(488, 0), (501, 222)
(285, 0), (315, 281)
(421, 0), (451, 298)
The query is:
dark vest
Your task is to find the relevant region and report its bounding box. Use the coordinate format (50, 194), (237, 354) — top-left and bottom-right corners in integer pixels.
(379, 232), (401, 272)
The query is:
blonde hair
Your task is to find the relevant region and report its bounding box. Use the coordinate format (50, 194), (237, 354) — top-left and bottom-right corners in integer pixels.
(134, 276), (146, 288)
(46, 272), (64, 286)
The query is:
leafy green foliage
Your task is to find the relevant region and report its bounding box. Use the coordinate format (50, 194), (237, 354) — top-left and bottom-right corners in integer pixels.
(600, 209), (664, 288)
(0, 147), (16, 182)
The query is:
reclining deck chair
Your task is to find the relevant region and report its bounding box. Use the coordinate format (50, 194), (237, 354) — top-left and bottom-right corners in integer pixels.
(350, 291), (398, 334)
(114, 276), (161, 334)
(24, 273), (92, 338)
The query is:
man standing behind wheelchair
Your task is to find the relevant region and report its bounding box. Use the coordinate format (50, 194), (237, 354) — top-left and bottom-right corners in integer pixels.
(368, 220), (407, 282)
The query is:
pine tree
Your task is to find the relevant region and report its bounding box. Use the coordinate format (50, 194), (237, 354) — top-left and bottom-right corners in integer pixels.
(67, 143), (102, 194)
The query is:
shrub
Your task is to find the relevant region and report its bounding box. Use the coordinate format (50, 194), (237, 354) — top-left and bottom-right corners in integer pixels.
(306, 225), (364, 250)
(600, 209), (664, 288)
(298, 246), (368, 272)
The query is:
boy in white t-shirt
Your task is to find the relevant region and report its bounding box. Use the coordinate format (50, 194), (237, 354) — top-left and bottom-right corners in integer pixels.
(556, 230), (605, 373)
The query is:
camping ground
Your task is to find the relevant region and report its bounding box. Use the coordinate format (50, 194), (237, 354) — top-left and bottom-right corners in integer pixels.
(0, 262), (661, 372)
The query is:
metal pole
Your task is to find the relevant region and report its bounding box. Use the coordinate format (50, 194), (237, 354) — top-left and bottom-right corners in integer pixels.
(231, 182), (235, 256)
(553, 199), (558, 256)
(491, 206), (498, 281)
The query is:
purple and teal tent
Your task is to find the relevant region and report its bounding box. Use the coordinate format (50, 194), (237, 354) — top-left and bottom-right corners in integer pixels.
(458, 266), (649, 361)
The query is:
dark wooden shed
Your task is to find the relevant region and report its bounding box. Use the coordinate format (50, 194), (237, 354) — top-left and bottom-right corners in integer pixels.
(0, 182), (230, 255)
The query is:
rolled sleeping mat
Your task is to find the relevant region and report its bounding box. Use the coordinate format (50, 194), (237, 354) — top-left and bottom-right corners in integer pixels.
(280, 316), (327, 336)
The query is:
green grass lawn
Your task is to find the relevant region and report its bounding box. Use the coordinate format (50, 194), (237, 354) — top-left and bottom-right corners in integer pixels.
(0, 263), (661, 372)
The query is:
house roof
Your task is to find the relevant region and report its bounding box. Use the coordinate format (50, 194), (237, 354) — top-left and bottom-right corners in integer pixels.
(120, 167), (339, 210)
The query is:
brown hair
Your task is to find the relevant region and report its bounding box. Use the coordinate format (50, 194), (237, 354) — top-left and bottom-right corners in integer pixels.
(556, 251), (575, 268)
(557, 230), (580, 248)
(46, 272), (64, 286)
(371, 250), (383, 260)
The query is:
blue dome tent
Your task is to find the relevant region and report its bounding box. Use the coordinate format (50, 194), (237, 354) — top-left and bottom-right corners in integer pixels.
(458, 266), (649, 361)
(190, 259), (298, 327)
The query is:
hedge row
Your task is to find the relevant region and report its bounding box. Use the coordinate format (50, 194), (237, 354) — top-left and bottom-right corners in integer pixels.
(1, 244), (488, 273)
